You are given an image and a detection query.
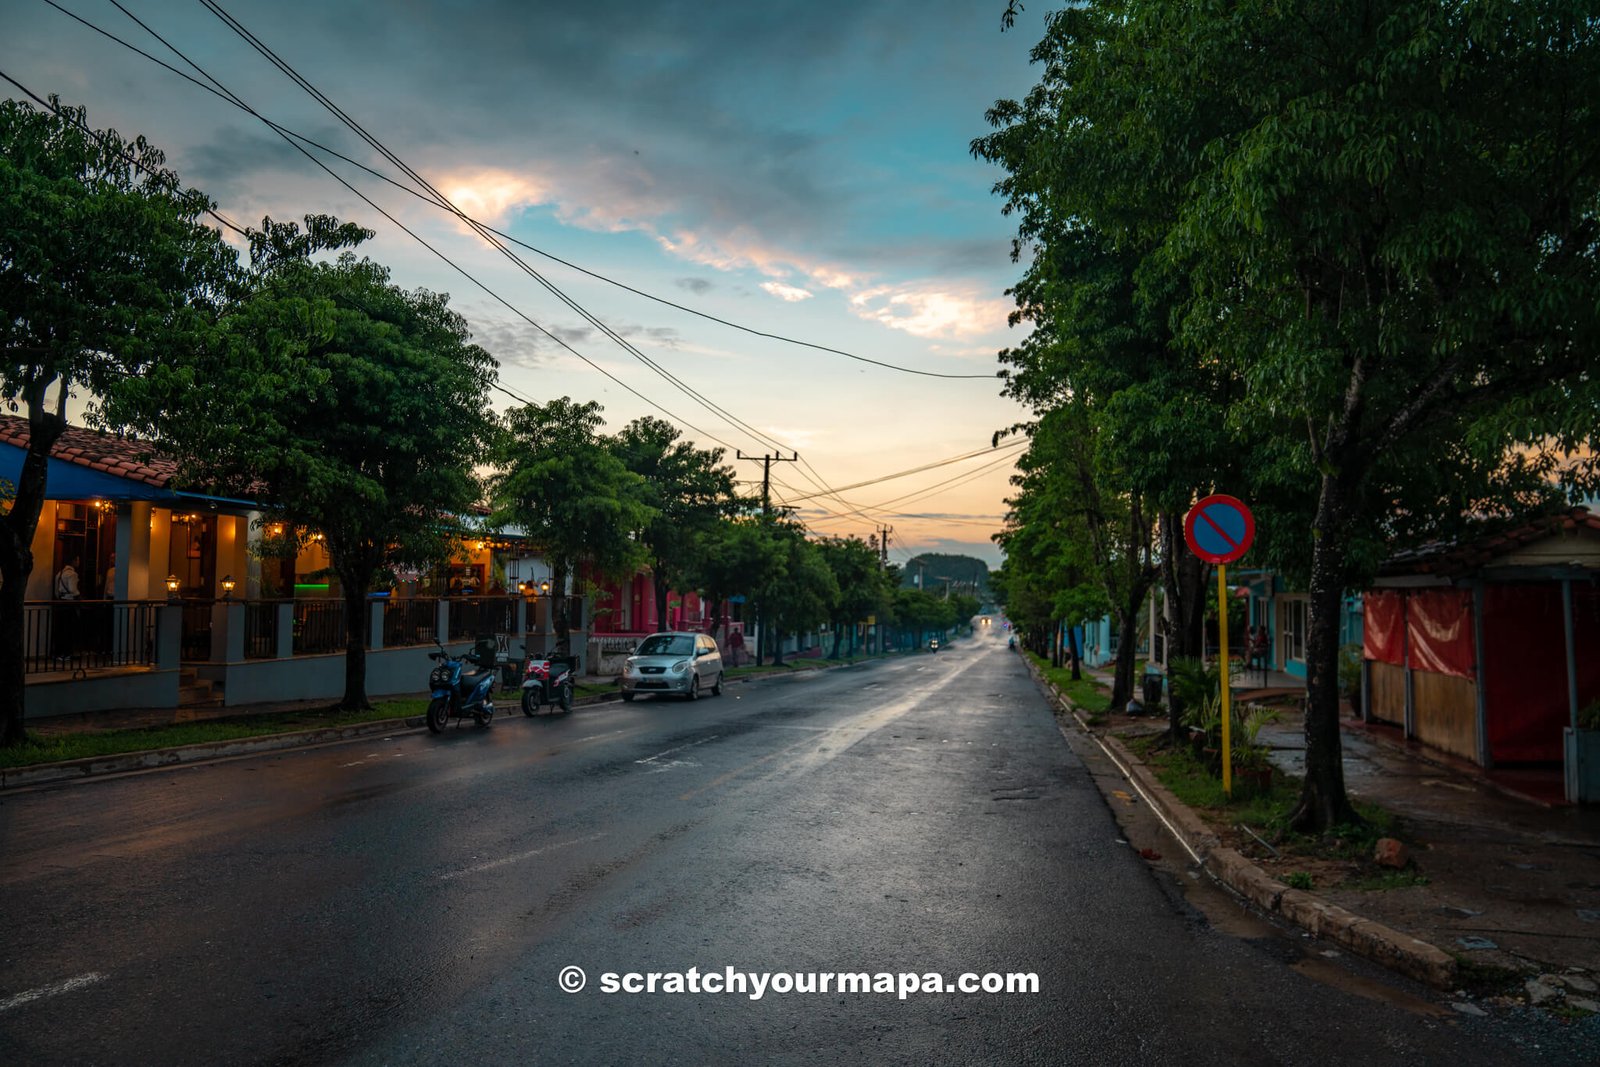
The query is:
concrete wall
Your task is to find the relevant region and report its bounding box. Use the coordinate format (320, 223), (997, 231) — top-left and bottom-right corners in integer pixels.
(211, 643), (466, 706)
(23, 668), (181, 718)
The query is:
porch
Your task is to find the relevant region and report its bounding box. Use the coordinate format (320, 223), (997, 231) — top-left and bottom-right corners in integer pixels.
(22, 594), (588, 716)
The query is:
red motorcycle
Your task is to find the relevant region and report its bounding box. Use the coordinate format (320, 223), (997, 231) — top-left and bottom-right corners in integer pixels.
(520, 651), (575, 716)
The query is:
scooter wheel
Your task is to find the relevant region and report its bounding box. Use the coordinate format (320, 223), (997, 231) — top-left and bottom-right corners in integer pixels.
(426, 696), (450, 734)
(521, 689), (539, 717)
(557, 683), (573, 714)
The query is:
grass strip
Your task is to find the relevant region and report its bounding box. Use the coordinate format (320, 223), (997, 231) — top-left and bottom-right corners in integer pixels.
(3, 699), (430, 770)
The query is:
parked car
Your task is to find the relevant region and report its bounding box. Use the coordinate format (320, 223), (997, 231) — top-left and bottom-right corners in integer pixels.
(621, 631), (724, 702)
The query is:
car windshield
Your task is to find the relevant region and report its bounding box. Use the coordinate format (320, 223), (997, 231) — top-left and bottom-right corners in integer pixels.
(637, 635), (694, 656)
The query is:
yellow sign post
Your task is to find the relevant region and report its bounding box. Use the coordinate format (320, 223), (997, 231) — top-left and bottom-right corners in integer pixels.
(1183, 494), (1256, 800)
(1218, 563), (1231, 797)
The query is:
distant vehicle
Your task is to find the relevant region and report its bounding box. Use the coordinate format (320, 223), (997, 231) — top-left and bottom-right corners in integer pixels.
(929, 638), (940, 653)
(621, 631), (724, 702)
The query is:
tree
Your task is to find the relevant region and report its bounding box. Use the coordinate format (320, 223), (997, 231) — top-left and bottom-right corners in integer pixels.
(759, 528), (838, 666)
(0, 97), (237, 745)
(491, 398), (652, 656)
(982, 1), (1600, 830)
(607, 416), (740, 632)
(125, 216), (497, 709)
(816, 536), (889, 657)
(688, 516), (785, 649)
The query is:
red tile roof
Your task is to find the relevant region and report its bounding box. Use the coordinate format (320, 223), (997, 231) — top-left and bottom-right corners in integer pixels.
(0, 415), (179, 489)
(1379, 506), (1600, 577)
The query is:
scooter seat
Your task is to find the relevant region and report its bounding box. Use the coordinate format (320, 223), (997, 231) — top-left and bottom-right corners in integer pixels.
(460, 669), (494, 689)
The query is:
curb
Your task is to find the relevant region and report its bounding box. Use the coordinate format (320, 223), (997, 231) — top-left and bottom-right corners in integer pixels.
(1023, 655), (1458, 990)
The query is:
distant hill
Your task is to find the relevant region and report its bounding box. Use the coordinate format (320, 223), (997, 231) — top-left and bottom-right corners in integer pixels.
(901, 553), (990, 595)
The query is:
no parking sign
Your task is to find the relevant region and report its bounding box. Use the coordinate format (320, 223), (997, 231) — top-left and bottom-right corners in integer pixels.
(1183, 494), (1254, 564)
(1182, 493), (1254, 797)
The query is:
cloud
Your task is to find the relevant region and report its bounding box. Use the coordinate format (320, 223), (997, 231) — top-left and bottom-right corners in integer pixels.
(675, 277), (713, 294)
(848, 285), (1014, 340)
(760, 281), (813, 303)
(440, 171), (551, 226)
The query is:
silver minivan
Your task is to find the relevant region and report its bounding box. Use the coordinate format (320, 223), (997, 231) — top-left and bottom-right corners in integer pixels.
(621, 631), (725, 702)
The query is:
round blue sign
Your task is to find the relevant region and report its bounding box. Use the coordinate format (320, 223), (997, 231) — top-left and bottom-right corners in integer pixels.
(1183, 494), (1255, 564)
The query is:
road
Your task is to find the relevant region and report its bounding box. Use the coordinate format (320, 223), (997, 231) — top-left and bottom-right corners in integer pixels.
(0, 634), (1539, 1065)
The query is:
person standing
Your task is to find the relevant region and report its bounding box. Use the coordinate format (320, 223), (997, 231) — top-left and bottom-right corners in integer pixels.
(53, 555), (81, 665)
(101, 552), (117, 600)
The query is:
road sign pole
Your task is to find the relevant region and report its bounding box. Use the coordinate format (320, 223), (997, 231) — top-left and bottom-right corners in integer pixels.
(1219, 562), (1232, 797)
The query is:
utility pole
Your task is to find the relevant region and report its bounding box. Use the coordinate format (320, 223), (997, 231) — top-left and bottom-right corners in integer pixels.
(875, 524), (892, 568)
(737, 450), (798, 518)
(736, 450), (798, 666)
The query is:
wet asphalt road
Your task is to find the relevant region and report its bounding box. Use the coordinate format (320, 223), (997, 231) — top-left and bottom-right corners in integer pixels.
(0, 635), (1539, 1065)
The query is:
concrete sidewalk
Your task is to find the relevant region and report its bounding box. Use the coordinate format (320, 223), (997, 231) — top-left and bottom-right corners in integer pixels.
(1051, 662), (1599, 1009)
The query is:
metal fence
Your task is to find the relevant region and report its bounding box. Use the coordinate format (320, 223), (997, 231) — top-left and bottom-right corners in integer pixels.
(294, 599), (347, 655)
(384, 597), (439, 648)
(447, 596), (516, 641)
(22, 601), (161, 675)
(244, 600), (285, 659)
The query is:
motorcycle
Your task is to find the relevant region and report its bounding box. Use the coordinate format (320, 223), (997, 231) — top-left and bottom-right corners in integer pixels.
(520, 648), (575, 716)
(425, 638), (498, 732)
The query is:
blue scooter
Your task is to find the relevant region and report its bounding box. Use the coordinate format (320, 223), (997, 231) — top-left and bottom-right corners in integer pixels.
(425, 638), (498, 733)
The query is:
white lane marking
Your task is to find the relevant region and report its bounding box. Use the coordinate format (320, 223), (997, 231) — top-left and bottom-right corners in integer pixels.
(635, 735), (721, 766)
(439, 832), (606, 882)
(0, 972), (108, 1014)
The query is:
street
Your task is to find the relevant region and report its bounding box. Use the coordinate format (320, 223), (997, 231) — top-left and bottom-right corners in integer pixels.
(0, 635), (1539, 1065)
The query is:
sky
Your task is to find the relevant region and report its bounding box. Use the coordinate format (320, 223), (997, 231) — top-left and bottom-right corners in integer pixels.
(3, 0), (1047, 569)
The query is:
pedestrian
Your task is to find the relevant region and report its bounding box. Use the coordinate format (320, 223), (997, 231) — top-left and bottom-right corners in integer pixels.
(101, 552), (117, 600)
(53, 555), (81, 665)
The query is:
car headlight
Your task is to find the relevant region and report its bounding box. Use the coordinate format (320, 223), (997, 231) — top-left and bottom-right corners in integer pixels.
(670, 659), (690, 674)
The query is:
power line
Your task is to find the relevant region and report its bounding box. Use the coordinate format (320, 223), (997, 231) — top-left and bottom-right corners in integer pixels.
(81, 0), (746, 455)
(35, 0), (994, 382)
(34, 0), (981, 534)
(190, 0), (870, 517)
(0, 68), (248, 238)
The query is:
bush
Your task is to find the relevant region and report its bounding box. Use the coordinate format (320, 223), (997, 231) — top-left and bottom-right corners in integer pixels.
(1337, 643), (1362, 704)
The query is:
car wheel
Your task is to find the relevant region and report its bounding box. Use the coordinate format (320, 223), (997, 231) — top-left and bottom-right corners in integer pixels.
(622, 692), (635, 703)
(712, 672), (724, 696)
(686, 675), (699, 701)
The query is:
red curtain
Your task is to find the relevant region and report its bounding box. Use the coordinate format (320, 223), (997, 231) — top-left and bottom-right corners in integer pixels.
(1480, 584), (1581, 764)
(1363, 589), (1405, 665)
(1406, 589), (1475, 678)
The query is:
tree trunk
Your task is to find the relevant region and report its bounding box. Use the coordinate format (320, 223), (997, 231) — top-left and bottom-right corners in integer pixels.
(1067, 624), (1082, 680)
(829, 619), (843, 659)
(1109, 606), (1142, 712)
(337, 568), (372, 710)
(1290, 488), (1362, 832)
(552, 561), (571, 657)
(1159, 511), (1209, 740)
(653, 566), (670, 632)
(0, 413), (64, 747)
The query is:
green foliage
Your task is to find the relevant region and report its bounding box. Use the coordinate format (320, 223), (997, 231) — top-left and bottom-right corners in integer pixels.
(1338, 643), (1364, 705)
(816, 536), (892, 654)
(976, 1), (1600, 830)
(1285, 871), (1315, 891)
(491, 397), (653, 606)
(607, 416), (741, 616)
(900, 553), (990, 595)
(1, 97), (239, 744)
(761, 526), (838, 659)
(123, 216), (498, 707)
